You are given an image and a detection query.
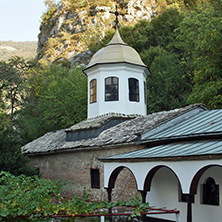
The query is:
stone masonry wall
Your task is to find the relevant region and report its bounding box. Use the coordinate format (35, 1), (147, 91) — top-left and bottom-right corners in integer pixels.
(29, 145), (142, 202)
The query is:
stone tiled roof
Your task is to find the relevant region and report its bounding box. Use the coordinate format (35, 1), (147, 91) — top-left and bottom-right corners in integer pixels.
(22, 104), (207, 155)
(66, 113), (139, 132)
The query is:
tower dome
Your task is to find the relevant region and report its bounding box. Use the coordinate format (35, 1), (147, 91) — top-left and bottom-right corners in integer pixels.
(83, 27), (149, 119)
(84, 28), (146, 70)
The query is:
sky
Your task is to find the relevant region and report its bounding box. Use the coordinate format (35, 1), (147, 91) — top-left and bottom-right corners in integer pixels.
(0, 0), (47, 42)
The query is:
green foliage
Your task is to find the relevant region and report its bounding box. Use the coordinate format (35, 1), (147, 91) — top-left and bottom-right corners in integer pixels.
(116, 6), (184, 56)
(0, 56), (87, 155)
(0, 172), (149, 221)
(183, 0), (197, 9)
(41, 0), (57, 27)
(88, 29), (114, 54)
(0, 56), (31, 120)
(120, 22), (148, 53)
(176, 0), (222, 108)
(0, 57), (38, 176)
(37, 64), (87, 131)
(0, 58), (87, 174)
(0, 110), (9, 131)
(0, 128), (37, 176)
(145, 6), (184, 52)
(142, 47), (187, 113)
(0, 171), (67, 220)
(16, 64), (87, 142)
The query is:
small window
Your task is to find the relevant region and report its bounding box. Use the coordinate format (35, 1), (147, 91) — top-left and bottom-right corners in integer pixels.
(90, 169), (100, 189)
(90, 79), (97, 103)
(105, 77), (119, 101)
(129, 78), (139, 102)
(202, 177), (219, 205)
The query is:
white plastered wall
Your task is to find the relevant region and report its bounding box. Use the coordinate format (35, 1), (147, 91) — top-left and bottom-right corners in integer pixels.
(103, 159), (222, 222)
(86, 63), (148, 118)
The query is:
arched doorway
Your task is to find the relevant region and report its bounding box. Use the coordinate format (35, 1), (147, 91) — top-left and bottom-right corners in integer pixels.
(107, 166), (140, 202)
(190, 165), (222, 222)
(144, 166), (184, 222)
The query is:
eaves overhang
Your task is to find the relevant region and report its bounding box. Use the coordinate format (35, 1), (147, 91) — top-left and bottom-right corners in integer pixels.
(26, 143), (142, 156)
(100, 139), (222, 163)
(100, 154), (222, 163)
(140, 132), (222, 146)
(82, 61), (150, 76)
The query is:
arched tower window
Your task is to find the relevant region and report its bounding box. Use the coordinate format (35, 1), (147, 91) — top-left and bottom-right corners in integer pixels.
(90, 79), (97, 104)
(202, 177), (219, 205)
(105, 77), (119, 101)
(129, 78), (139, 102)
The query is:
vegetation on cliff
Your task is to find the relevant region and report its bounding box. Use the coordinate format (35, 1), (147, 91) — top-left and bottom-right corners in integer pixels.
(38, 0), (185, 65)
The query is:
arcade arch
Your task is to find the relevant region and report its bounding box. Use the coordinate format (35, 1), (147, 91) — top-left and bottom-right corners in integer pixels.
(107, 166), (140, 202)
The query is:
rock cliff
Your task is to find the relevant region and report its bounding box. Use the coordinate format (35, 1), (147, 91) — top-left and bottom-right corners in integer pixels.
(37, 0), (158, 66)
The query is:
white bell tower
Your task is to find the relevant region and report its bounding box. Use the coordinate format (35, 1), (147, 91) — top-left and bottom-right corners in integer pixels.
(83, 12), (149, 119)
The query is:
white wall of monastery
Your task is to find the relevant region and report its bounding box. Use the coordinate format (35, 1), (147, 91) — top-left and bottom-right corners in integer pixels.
(87, 63), (147, 118)
(104, 160), (222, 222)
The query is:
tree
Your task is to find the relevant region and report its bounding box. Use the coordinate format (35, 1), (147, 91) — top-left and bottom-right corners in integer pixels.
(37, 64), (87, 131)
(0, 57), (30, 120)
(145, 6), (184, 53)
(142, 47), (188, 113)
(0, 57), (38, 176)
(16, 64), (87, 143)
(119, 6), (184, 55)
(176, 0), (222, 108)
(0, 126), (37, 176)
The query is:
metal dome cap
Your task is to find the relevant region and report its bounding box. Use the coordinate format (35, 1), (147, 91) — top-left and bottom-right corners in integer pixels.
(84, 27), (147, 71)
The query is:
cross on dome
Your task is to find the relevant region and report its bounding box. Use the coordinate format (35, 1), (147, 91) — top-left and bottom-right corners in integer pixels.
(109, 5), (124, 27)
(83, 8), (149, 118)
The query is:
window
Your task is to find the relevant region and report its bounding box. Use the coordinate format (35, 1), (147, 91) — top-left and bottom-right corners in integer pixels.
(202, 177), (219, 205)
(90, 79), (97, 103)
(105, 77), (119, 101)
(129, 78), (139, 102)
(144, 81), (147, 104)
(90, 169), (100, 189)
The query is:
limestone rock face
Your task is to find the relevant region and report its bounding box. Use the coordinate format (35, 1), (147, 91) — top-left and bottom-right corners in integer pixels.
(37, 0), (157, 66)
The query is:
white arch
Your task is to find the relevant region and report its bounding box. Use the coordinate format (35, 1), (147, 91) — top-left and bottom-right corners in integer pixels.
(103, 159), (222, 193)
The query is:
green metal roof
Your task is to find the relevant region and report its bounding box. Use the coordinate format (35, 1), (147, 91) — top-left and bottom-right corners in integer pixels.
(101, 109), (222, 161)
(141, 109), (222, 143)
(101, 140), (222, 161)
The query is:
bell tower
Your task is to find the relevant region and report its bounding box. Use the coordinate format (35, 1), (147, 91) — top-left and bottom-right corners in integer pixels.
(83, 7), (149, 118)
